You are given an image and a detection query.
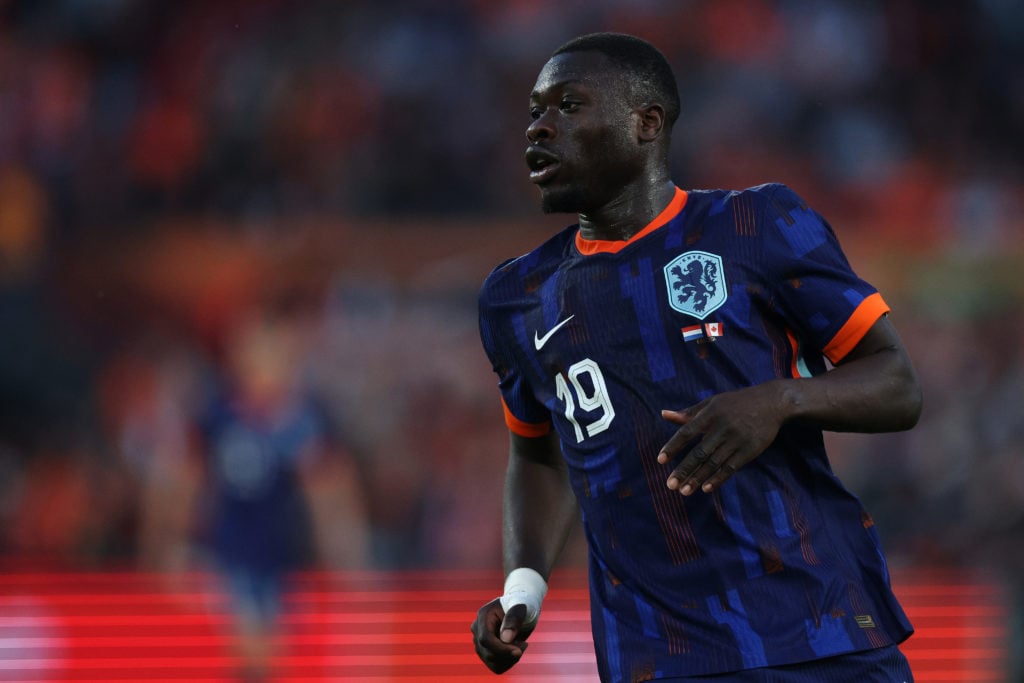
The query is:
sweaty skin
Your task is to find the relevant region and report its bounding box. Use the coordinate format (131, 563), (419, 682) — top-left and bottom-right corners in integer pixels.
(471, 430), (574, 674)
(526, 50), (676, 241)
(470, 41), (922, 676)
(658, 314), (920, 495)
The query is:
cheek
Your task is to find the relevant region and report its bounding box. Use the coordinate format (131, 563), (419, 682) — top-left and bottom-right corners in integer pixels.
(577, 125), (642, 182)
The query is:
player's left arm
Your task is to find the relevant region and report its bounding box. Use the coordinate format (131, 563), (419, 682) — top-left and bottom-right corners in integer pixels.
(657, 313), (922, 495)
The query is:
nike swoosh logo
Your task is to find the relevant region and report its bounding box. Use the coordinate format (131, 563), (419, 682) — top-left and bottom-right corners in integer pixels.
(534, 315), (574, 351)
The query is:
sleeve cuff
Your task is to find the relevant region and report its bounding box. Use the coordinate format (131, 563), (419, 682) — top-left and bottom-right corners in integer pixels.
(501, 397), (551, 437)
(822, 292), (890, 364)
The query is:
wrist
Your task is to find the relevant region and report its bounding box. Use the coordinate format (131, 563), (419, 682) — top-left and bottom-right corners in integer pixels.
(499, 567), (548, 626)
(770, 378), (804, 423)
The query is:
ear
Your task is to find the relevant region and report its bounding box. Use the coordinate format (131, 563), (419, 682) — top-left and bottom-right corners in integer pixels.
(635, 103), (666, 142)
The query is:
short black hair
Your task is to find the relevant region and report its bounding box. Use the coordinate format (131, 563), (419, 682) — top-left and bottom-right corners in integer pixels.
(552, 32), (680, 128)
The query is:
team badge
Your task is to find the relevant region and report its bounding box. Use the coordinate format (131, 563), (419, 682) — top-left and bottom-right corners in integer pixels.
(664, 251), (727, 319)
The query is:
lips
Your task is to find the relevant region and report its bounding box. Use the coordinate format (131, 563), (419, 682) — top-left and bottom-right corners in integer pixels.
(525, 146), (560, 185)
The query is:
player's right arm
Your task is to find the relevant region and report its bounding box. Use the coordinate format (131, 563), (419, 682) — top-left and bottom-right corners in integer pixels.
(471, 429), (577, 674)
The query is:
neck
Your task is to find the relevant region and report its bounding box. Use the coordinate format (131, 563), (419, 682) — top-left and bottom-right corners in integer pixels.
(577, 178), (677, 242)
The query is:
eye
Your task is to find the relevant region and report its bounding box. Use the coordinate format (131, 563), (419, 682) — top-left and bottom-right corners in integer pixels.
(559, 99), (581, 113)
(529, 106), (543, 120)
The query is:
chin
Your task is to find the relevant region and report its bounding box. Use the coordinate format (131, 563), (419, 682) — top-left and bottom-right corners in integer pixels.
(539, 185), (586, 214)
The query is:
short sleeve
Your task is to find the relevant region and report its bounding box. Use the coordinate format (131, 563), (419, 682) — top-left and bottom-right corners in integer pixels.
(478, 276), (552, 437)
(757, 185), (890, 364)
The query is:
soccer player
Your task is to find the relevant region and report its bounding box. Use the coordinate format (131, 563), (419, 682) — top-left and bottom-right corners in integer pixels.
(470, 33), (922, 682)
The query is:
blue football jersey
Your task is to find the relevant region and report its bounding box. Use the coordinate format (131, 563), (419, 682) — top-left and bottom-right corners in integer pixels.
(478, 184), (912, 681)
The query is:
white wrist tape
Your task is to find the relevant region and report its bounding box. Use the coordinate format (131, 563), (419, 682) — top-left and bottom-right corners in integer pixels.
(499, 567), (548, 626)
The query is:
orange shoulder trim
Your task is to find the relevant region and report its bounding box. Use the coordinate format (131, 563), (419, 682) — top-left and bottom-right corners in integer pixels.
(575, 187), (688, 255)
(502, 397), (551, 437)
(823, 292), (890, 364)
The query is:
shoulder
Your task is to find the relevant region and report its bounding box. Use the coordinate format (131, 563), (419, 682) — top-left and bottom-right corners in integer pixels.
(479, 224), (577, 303)
(696, 183), (808, 211)
(700, 184), (826, 237)
(747, 182), (816, 217)
(744, 182), (803, 201)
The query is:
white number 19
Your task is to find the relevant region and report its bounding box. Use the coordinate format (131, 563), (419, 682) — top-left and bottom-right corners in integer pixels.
(554, 358), (615, 443)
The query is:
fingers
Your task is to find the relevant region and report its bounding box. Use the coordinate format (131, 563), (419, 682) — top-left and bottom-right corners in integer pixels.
(656, 408), (700, 465)
(500, 603), (531, 643)
(698, 454), (742, 493)
(658, 387), (782, 494)
(658, 406), (744, 495)
(669, 443), (741, 495)
(470, 599), (530, 674)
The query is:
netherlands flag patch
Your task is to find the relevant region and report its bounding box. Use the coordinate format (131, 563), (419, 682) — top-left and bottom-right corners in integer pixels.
(681, 325), (703, 342)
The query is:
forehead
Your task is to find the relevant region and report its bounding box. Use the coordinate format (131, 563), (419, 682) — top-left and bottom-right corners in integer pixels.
(531, 51), (624, 98)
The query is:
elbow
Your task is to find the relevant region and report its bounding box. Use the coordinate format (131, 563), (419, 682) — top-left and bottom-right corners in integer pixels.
(883, 343), (923, 431)
(899, 385), (923, 431)
(893, 370), (923, 431)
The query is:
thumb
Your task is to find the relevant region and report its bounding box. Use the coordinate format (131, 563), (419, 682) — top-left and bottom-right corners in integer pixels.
(499, 603), (529, 644)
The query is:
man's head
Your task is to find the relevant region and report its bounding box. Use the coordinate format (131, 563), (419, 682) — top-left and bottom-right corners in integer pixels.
(552, 33), (680, 130)
(525, 33), (680, 215)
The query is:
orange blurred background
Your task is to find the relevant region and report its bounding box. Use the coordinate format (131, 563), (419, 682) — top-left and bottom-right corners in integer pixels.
(0, 1), (1021, 680)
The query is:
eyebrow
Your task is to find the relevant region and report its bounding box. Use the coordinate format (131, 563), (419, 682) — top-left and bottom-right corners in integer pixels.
(530, 78), (586, 100)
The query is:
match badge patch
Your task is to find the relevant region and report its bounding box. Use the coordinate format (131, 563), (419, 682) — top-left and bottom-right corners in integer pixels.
(681, 322), (724, 343)
(664, 251), (727, 319)
(854, 614), (877, 629)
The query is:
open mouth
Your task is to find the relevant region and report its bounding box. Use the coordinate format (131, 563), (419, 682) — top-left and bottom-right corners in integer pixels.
(526, 147), (560, 185)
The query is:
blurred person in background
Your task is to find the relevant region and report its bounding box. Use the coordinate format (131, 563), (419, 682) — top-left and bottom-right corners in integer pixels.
(194, 304), (363, 682)
(471, 33), (922, 681)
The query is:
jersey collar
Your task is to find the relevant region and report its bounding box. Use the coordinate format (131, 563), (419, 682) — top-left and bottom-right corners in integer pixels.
(574, 187), (688, 256)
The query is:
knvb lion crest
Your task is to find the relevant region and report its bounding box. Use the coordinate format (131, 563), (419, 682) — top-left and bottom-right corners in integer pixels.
(664, 251), (727, 319)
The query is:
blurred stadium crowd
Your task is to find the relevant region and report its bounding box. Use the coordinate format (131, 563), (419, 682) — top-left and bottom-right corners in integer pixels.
(0, 0), (1021, 620)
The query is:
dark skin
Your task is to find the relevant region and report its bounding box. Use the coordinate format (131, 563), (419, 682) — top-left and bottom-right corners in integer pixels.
(523, 51), (677, 240)
(471, 48), (923, 674)
(471, 430), (575, 674)
(658, 316), (921, 495)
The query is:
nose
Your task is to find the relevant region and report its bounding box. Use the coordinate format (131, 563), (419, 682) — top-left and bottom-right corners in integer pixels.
(526, 110), (554, 143)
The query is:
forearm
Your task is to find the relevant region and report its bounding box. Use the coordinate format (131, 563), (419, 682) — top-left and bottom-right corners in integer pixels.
(779, 327), (922, 433)
(658, 315), (921, 496)
(502, 431), (578, 579)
